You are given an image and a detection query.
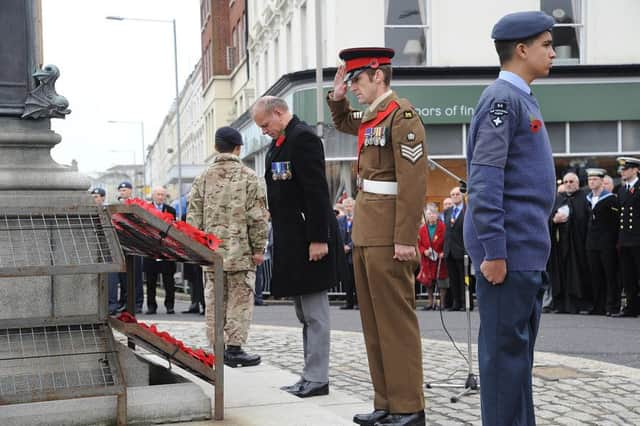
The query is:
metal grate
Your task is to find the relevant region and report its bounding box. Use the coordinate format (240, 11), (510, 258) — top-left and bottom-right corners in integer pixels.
(0, 324), (119, 398)
(0, 210), (123, 277)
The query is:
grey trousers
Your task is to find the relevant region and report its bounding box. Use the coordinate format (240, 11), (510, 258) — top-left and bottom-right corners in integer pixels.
(293, 290), (330, 383)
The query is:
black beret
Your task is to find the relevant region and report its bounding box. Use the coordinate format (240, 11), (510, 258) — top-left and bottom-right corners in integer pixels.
(117, 181), (132, 190)
(215, 126), (243, 146)
(492, 11), (555, 41)
(91, 187), (106, 196)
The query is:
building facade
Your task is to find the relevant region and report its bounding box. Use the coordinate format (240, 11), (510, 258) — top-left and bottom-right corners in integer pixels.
(232, 0), (640, 206)
(146, 60), (206, 204)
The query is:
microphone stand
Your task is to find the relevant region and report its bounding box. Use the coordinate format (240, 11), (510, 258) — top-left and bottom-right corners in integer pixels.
(424, 158), (479, 403)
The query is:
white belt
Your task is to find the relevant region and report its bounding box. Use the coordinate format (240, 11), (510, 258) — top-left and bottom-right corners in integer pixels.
(362, 179), (398, 195)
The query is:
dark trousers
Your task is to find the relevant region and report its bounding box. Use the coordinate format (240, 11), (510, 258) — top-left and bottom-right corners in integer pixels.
(620, 246), (640, 315)
(477, 271), (545, 426)
(107, 273), (119, 312)
(255, 259), (272, 302)
(587, 248), (619, 314)
(446, 255), (465, 309)
(343, 262), (357, 307)
(184, 263), (204, 308)
(118, 256), (144, 309)
(146, 269), (176, 310)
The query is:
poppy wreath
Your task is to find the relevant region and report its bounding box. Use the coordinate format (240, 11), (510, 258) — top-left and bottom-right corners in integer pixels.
(116, 312), (215, 367)
(118, 198), (221, 251)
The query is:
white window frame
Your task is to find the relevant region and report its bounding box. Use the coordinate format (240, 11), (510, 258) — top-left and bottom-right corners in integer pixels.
(383, 0), (431, 66)
(541, 0), (585, 65)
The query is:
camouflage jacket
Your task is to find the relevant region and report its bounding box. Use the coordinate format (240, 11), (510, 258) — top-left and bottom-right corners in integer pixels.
(187, 153), (269, 272)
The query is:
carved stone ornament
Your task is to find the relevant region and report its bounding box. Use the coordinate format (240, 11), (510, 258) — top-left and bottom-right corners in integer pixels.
(21, 64), (71, 119)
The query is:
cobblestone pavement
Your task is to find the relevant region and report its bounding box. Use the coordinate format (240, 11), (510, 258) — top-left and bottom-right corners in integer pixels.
(148, 320), (640, 426)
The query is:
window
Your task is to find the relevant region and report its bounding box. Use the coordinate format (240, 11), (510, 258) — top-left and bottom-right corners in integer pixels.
(427, 124), (463, 155)
(546, 122), (566, 153)
(622, 121), (640, 152)
(238, 14), (246, 61)
(570, 122), (617, 153)
(384, 0), (428, 66)
(541, 0), (583, 64)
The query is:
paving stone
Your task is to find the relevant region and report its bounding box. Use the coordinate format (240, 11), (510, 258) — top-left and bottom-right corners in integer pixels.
(147, 321), (640, 426)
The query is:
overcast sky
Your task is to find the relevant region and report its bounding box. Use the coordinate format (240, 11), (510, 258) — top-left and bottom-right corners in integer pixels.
(42, 0), (201, 174)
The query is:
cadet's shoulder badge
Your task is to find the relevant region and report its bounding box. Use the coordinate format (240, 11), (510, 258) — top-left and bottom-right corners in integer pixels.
(403, 110), (414, 119)
(400, 143), (424, 164)
(350, 111), (363, 120)
(489, 101), (508, 128)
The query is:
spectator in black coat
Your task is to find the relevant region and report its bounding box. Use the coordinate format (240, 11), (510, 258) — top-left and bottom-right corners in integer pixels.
(143, 186), (177, 314)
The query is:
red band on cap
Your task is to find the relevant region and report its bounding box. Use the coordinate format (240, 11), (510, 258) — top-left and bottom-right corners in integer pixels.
(345, 56), (391, 73)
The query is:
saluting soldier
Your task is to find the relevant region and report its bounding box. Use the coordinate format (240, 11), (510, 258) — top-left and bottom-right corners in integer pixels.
(585, 168), (620, 315)
(328, 47), (427, 426)
(613, 157), (640, 317)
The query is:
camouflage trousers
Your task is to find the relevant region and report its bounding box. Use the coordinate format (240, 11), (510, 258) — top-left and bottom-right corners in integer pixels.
(204, 270), (255, 347)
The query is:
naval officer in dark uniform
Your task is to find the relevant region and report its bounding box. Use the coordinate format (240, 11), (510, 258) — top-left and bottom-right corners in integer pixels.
(328, 47), (428, 426)
(613, 156), (640, 317)
(464, 11), (556, 425)
(585, 168), (620, 316)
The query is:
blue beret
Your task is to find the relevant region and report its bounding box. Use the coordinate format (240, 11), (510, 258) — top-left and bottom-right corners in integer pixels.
(118, 181), (132, 190)
(492, 11), (555, 41)
(215, 126), (243, 146)
(91, 187), (106, 196)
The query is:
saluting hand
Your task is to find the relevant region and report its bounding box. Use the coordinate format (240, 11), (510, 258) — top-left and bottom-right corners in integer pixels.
(393, 244), (416, 262)
(309, 242), (329, 261)
(480, 259), (507, 285)
(332, 65), (348, 101)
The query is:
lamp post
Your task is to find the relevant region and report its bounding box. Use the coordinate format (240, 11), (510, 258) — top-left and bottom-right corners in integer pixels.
(107, 120), (146, 198)
(106, 15), (183, 218)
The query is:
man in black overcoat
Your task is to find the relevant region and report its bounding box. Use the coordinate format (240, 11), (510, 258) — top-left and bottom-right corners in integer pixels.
(143, 186), (177, 314)
(251, 96), (339, 398)
(549, 172), (591, 313)
(443, 186), (471, 311)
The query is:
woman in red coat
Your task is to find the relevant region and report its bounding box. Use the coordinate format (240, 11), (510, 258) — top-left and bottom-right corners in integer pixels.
(417, 206), (448, 310)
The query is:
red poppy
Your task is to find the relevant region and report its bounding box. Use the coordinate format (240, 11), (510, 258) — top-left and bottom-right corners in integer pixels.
(530, 119), (542, 133)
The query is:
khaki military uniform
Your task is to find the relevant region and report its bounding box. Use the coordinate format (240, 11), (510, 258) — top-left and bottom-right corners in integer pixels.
(188, 153), (269, 346)
(327, 91), (427, 413)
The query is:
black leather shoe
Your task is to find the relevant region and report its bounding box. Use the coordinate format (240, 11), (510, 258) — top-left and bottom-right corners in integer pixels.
(280, 378), (305, 392)
(166, 308), (175, 314)
(182, 303), (200, 314)
(290, 380), (329, 398)
(145, 308), (157, 315)
(354, 409), (389, 425)
(612, 310), (638, 317)
(224, 347), (261, 367)
(374, 410), (425, 426)
(340, 305), (354, 310)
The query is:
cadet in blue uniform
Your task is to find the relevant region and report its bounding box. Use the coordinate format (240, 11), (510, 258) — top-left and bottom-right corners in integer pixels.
(613, 157), (640, 317)
(463, 11), (556, 425)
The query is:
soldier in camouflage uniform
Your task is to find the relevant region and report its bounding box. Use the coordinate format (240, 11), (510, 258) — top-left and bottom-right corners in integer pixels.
(187, 126), (269, 367)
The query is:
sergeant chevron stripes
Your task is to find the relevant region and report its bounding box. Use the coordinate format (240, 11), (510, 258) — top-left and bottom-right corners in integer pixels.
(400, 143), (424, 163)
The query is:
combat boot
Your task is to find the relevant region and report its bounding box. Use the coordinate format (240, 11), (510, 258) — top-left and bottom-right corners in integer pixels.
(224, 345), (261, 367)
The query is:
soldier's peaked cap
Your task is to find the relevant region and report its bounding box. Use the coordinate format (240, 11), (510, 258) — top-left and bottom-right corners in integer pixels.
(492, 11), (555, 41)
(617, 156), (640, 169)
(117, 181), (132, 190)
(339, 47), (394, 82)
(586, 168), (607, 178)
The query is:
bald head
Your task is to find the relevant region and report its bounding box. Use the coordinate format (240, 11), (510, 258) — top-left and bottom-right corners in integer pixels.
(251, 96), (293, 139)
